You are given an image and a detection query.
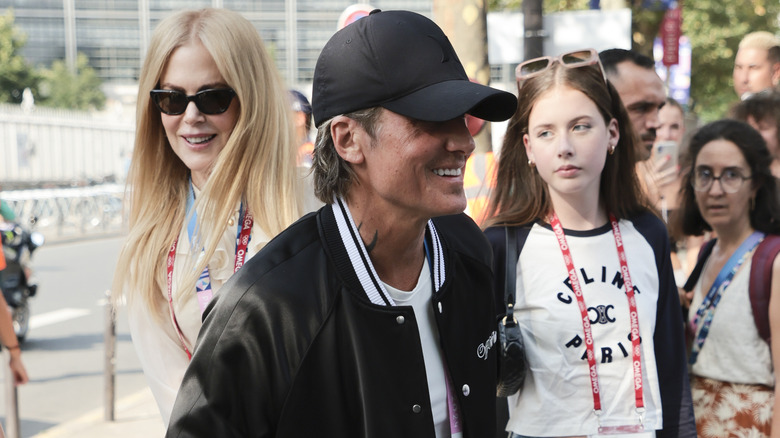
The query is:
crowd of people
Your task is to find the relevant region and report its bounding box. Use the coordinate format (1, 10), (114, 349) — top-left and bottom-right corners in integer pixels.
(101, 6), (780, 438)
(483, 48), (694, 437)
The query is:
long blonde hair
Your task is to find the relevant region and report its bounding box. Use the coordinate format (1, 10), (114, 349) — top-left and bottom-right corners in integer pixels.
(113, 8), (301, 315)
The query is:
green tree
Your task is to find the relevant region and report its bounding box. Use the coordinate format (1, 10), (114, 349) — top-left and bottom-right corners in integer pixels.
(685, 0), (780, 121)
(487, 0), (780, 123)
(38, 53), (106, 111)
(0, 8), (39, 104)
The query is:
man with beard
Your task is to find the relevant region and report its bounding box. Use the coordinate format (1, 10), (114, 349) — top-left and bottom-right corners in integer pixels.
(599, 49), (666, 162)
(600, 49), (674, 218)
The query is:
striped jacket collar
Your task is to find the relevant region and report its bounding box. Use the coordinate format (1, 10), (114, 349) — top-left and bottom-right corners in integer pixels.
(329, 196), (446, 306)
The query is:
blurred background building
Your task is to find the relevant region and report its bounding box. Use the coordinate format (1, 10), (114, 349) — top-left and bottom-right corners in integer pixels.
(0, 1), (432, 190)
(1, 0), (429, 105)
(0, 1), (637, 190)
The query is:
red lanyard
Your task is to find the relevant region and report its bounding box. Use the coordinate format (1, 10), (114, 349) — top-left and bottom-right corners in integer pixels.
(549, 213), (645, 416)
(166, 210), (254, 360)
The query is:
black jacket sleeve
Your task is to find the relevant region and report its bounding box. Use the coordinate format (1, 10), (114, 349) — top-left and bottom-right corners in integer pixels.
(167, 215), (324, 438)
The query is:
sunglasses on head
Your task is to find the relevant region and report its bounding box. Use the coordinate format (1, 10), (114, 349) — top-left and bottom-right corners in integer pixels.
(149, 88), (237, 115)
(515, 48), (607, 86)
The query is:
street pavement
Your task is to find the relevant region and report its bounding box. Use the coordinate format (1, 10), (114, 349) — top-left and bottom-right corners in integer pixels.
(0, 236), (165, 438)
(31, 386), (164, 438)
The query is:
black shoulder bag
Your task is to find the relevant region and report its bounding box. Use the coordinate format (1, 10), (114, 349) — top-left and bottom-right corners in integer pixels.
(496, 226), (528, 397)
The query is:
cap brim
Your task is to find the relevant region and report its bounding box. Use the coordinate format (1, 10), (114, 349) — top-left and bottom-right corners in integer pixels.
(382, 80), (517, 123)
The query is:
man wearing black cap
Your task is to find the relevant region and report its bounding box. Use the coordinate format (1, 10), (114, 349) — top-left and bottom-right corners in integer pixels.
(166, 10), (516, 438)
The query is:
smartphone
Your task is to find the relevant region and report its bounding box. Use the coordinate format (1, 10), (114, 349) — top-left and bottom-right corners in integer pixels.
(655, 140), (678, 169)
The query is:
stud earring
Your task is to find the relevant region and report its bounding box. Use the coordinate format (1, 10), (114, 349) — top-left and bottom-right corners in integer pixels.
(608, 144), (616, 155)
(528, 159), (536, 168)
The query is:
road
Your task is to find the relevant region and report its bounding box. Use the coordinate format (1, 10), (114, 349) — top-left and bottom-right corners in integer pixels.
(0, 236), (149, 437)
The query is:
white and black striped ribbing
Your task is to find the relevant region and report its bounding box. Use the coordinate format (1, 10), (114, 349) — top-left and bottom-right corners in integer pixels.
(332, 196), (445, 306)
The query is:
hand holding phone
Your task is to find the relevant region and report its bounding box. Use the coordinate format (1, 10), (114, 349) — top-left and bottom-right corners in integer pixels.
(654, 140), (678, 169)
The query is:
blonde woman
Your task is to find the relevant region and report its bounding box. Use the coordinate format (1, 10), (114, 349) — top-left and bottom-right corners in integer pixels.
(112, 8), (302, 424)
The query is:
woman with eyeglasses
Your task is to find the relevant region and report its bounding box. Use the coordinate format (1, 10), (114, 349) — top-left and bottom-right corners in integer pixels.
(676, 119), (780, 437)
(112, 8), (302, 425)
(483, 49), (695, 437)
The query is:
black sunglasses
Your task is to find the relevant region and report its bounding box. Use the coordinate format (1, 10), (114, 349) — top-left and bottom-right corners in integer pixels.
(149, 88), (236, 115)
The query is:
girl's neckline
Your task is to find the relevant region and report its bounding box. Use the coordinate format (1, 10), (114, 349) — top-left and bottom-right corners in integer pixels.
(535, 218), (613, 237)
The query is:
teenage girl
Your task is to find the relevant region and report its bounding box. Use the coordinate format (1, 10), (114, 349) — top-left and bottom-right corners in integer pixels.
(483, 49), (695, 438)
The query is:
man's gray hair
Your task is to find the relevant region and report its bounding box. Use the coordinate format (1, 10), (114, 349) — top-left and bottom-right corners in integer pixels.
(312, 107), (383, 203)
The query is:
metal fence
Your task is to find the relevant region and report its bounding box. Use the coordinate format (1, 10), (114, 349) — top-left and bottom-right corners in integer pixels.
(0, 101), (131, 241)
(3, 185), (126, 242)
(0, 103), (134, 188)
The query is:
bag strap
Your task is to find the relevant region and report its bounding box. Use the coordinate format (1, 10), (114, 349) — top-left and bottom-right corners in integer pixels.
(749, 234), (780, 344)
(683, 238), (717, 292)
(504, 226), (518, 322)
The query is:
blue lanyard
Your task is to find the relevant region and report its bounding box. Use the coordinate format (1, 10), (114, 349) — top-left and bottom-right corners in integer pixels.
(185, 180), (199, 245)
(186, 180), (250, 250)
(689, 231), (764, 364)
(185, 181), (250, 297)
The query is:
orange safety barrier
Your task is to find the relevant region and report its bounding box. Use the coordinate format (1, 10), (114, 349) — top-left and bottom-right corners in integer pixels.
(463, 151), (497, 226)
(297, 141), (315, 167)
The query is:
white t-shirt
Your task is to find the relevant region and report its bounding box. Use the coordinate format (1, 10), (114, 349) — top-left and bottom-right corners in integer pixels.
(689, 257), (774, 386)
(506, 220), (663, 437)
(384, 257), (460, 438)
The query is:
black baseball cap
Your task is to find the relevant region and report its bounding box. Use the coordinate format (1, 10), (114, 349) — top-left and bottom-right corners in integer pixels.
(312, 10), (517, 127)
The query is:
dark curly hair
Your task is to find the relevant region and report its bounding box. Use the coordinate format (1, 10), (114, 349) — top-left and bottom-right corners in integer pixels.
(674, 119), (780, 236)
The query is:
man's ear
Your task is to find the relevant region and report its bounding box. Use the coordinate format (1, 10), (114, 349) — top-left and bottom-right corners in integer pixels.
(772, 62), (780, 86)
(331, 116), (366, 165)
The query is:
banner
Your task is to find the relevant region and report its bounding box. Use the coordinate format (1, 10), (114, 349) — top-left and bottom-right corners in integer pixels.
(660, 3), (682, 66)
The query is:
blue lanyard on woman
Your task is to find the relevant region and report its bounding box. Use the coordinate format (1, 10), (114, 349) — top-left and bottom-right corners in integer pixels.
(165, 181), (254, 359)
(183, 181), (253, 312)
(185, 182), (214, 302)
(689, 231), (764, 364)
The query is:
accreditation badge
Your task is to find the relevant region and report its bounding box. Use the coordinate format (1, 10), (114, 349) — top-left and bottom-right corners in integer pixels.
(594, 423), (653, 437)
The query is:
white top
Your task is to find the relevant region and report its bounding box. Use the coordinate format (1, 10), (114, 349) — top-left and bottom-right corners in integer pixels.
(384, 258), (460, 438)
(506, 220), (662, 437)
(127, 207), (269, 425)
(689, 258), (774, 386)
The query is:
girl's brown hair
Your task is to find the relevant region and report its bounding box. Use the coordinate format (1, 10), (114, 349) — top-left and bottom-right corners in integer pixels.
(483, 59), (650, 228)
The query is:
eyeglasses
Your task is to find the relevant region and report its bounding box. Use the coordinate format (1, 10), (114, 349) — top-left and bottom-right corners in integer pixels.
(515, 48), (607, 85)
(149, 88), (236, 115)
(692, 167), (752, 194)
